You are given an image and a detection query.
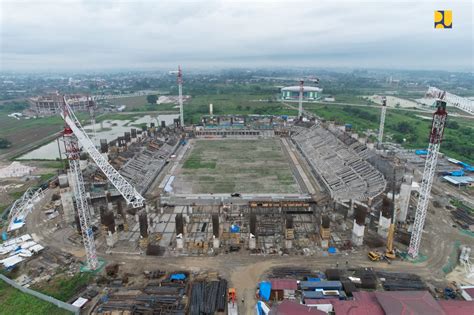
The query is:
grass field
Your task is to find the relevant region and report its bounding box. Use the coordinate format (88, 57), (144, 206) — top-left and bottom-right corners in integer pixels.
(184, 94), (297, 124)
(175, 139), (300, 193)
(0, 280), (71, 315)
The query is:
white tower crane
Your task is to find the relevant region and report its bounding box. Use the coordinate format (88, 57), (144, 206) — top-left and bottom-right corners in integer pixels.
(377, 96), (387, 147)
(87, 95), (97, 145)
(426, 86), (473, 114)
(177, 66), (184, 127)
(59, 96), (145, 269)
(298, 80), (304, 119)
(60, 97), (145, 208)
(63, 126), (99, 270)
(408, 95), (447, 258)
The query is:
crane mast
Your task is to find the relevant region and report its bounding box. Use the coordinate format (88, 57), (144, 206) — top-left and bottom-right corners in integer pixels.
(178, 66), (184, 127)
(377, 96), (387, 147)
(298, 80), (304, 119)
(408, 99), (447, 258)
(62, 102), (99, 270)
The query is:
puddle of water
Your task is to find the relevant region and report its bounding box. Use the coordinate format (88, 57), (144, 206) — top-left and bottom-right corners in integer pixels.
(18, 114), (179, 160)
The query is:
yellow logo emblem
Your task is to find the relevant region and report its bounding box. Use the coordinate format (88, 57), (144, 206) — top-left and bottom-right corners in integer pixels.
(435, 10), (452, 29)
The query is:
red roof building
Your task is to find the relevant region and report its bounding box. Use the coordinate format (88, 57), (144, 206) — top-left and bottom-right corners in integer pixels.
(270, 300), (326, 315)
(332, 300), (385, 315)
(375, 291), (444, 315)
(270, 279), (298, 290)
(438, 300), (474, 315)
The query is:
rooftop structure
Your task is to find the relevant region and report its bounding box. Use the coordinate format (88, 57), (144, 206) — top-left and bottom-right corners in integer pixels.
(29, 93), (95, 115)
(281, 86), (322, 100)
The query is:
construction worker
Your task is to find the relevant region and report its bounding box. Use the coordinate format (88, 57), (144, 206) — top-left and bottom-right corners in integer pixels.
(242, 297), (245, 304)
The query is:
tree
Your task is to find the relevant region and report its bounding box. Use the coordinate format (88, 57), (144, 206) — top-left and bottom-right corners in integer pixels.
(146, 95), (158, 104)
(0, 138), (11, 149)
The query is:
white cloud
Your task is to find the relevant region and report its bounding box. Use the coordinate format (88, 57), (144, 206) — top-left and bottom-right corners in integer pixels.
(0, 0), (472, 71)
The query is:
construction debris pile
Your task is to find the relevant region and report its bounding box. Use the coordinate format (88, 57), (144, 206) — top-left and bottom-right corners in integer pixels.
(0, 234), (44, 269)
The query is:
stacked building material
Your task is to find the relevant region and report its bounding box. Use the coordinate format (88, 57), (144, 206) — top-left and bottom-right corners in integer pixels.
(451, 207), (474, 230)
(189, 279), (227, 315)
(268, 267), (319, 279)
(376, 271), (427, 291)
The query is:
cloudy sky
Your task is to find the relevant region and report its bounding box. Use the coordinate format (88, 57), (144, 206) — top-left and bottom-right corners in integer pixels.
(1, 0), (472, 71)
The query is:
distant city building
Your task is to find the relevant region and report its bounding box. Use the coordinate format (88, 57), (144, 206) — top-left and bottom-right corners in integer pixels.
(29, 94), (94, 115)
(281, 86), (322, 100)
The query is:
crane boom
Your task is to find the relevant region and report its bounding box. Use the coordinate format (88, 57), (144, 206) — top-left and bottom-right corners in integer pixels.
(61, 98), (145, 208)
(426, 86), (473, 114)
(408, 99), (447, 258)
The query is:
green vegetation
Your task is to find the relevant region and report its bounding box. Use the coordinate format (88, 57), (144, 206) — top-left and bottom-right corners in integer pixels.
(450, 199), (473, 214)
(0, 280), (71, 315)
(33, 273), (92, 302)
(184, 94), (296, 124)
(183, 157), (217, 169)
(179, 139), (299, 193)
(0, 138), (11, 149)
(146, 94), (158, 104)
(304, 103), (474, 163)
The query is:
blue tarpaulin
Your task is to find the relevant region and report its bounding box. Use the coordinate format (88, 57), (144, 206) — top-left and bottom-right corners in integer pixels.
(306, 277), (321, 282)
(458, 162), (474, 172)
(415, 150), (428, 155)
(328, 247), (337, 254)
(230, 225), (240, 233)
(1, 232), (7, 241)
(170, 273), (186, 281)
(259, 281), (271, 301)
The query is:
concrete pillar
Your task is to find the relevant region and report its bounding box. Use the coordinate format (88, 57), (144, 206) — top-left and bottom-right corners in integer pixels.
(352, 220), (365, 246)
(106, 231), (118, 247)
(352, 206), (366, 246)
(378, 198), (392, 238)
(378, 213), (391, 238)
(249, 233), (256, 250)
(348, 199), (354, 217)
(213, 236), (220, 249)
(397, 175), (413, 223)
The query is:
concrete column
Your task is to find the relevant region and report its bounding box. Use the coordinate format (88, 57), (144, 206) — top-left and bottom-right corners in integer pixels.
(378, 213), (391, 238)
(348, 199), (354, 217)
(397, 175), (413, 223)
(352, 220), (365, 246)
